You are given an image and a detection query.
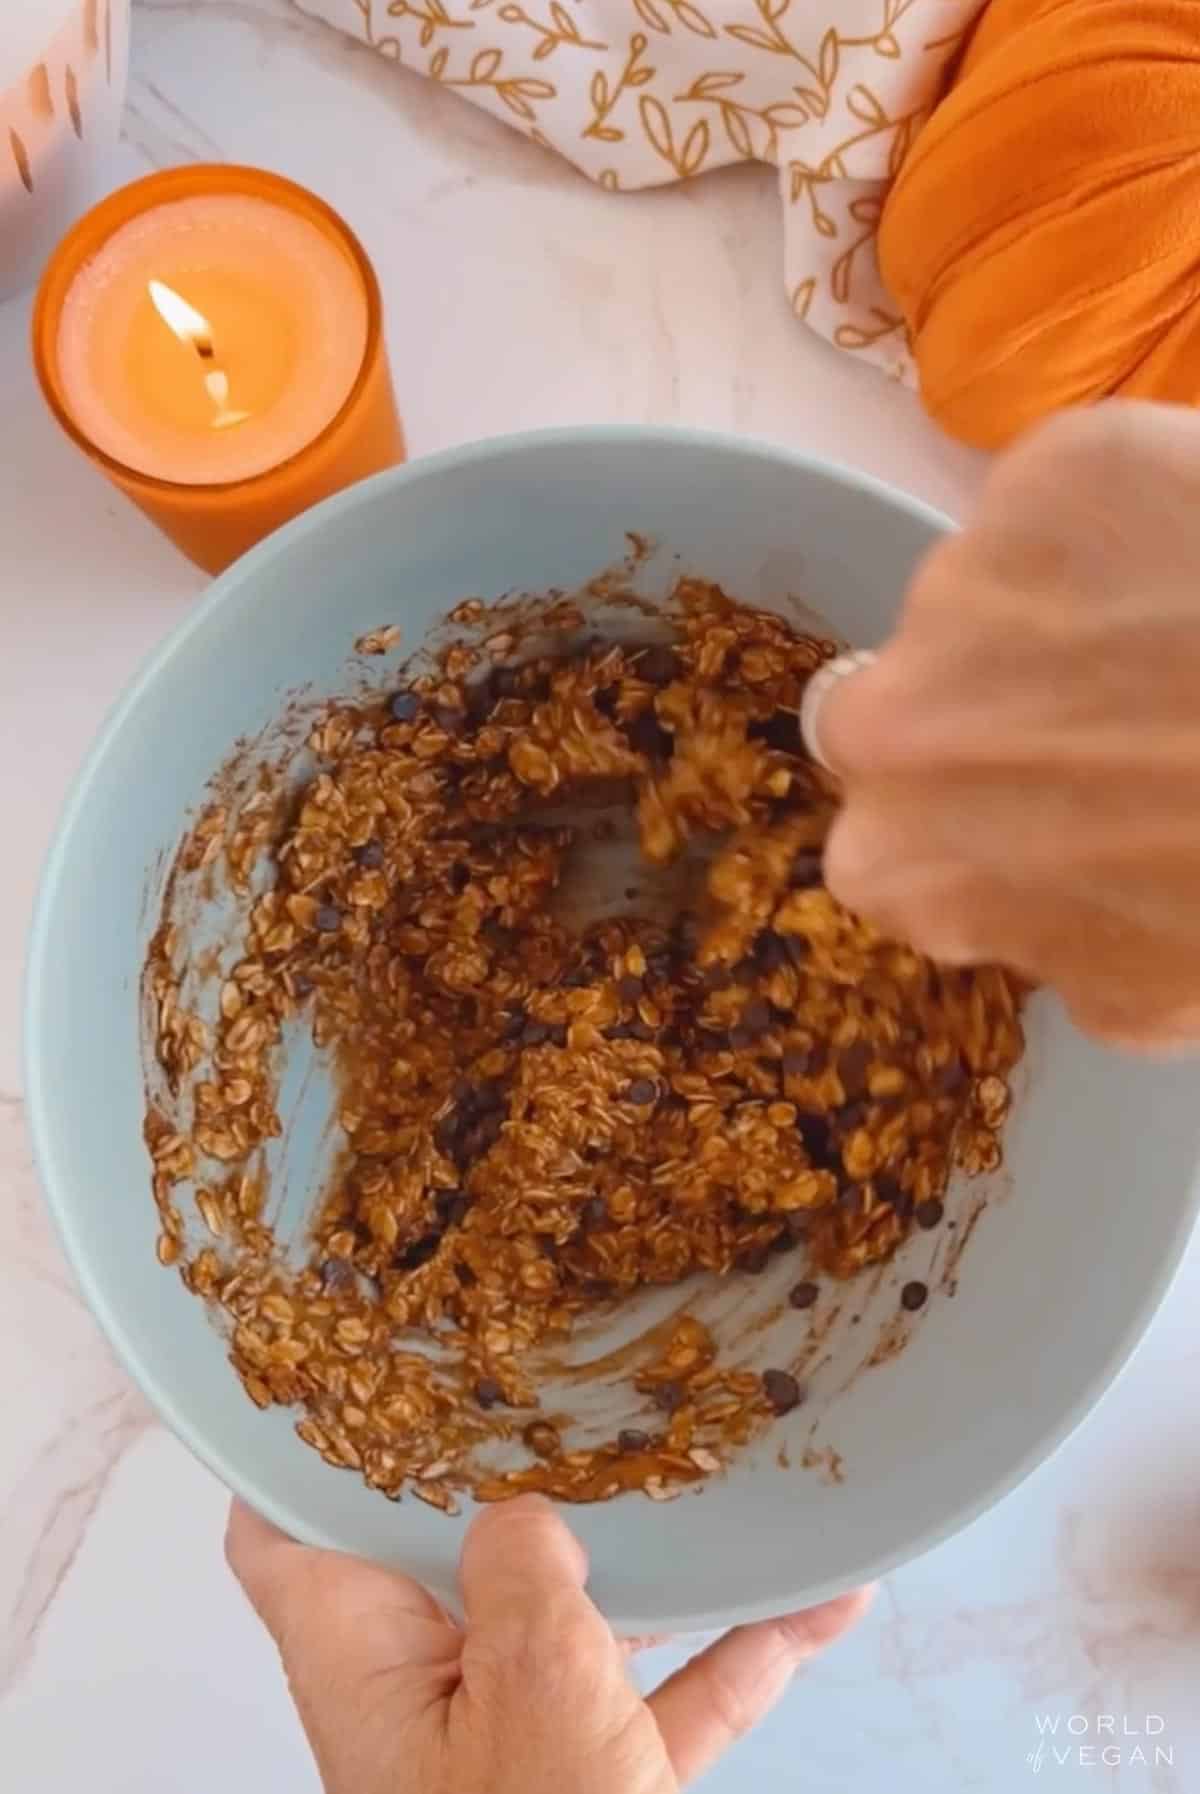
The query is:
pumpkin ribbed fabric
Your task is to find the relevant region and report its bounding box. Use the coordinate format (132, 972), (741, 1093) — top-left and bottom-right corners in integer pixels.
(879, 0), (1200, 448)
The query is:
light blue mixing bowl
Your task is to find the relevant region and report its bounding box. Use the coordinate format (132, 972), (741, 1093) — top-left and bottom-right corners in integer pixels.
(25, 428), (1200, 1632)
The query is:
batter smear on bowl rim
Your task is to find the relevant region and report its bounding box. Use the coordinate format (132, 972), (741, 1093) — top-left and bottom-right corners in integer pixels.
(143, 579), (1024, 1512)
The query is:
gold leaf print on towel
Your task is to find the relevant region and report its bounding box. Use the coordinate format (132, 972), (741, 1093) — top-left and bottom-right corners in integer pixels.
(675, 69), (811, 163)
(639, 94), (710, 175)
(498, 2), (608, 60)
(791, 276), (816, 320)
(583, 33), (654, 142)
(834, 306), (905, 350)
(390, 0), (474, 46)
(436, 45), (558, 118)
(830, 192), (881, 302)
(309, 0), (986, 377)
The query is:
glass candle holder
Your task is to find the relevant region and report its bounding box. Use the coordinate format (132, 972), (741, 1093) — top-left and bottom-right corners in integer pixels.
(33, 164), (405, 575)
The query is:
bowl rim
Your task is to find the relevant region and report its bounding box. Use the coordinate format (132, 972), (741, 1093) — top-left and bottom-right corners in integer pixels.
(23, 423), (1200, 1632)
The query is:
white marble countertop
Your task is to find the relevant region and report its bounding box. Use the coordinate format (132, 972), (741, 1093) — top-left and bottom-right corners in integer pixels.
(2, 3), (1198, 1788)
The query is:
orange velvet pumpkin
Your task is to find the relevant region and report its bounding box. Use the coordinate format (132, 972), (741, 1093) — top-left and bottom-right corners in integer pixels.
(879, 0), (1200, 449)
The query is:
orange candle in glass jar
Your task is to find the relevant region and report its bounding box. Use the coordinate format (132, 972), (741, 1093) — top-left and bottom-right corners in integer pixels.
(33, 165), (404, 575)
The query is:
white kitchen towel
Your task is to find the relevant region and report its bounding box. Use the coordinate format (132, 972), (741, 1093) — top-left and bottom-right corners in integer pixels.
(298, 0), (983, 381)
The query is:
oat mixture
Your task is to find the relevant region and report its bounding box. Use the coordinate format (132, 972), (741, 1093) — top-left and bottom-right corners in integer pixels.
(144, 580), (1024, 1511)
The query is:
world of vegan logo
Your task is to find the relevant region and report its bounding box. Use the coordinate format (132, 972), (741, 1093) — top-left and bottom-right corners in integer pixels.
(1026, 1713), (1173, 1772)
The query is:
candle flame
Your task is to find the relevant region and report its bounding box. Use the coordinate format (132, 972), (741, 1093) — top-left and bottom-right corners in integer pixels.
(148, 278), (251, 431)
(148, 278), (214, 358)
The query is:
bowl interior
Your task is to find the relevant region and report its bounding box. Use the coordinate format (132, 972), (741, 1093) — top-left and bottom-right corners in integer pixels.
(26, 429), (1200, 1632)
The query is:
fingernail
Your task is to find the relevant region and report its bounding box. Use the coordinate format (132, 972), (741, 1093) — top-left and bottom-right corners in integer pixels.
(800, 651), (877, 773)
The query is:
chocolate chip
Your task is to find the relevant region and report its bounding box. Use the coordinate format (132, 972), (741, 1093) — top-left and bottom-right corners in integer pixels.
(901, 1280), (928, 1311)
(762, 1369), (805, 1415)
(788, 1280), (819, 1309)
(582, 1196), (608, 1228)
(493, 667), (522, 699)
(581, 1277), (614, 1300)
(435, 1112), (462, 1155)
(627, 710), (674, 759)
(839, 1101), (868, 1131)
(435, 1189), (471, 1227)
(741, 998), (771, 1036)
(628, 1019), (657, 1042)
(769, 1225), (797, 1256)
(617, 975), (644, 1003)
(625, 1078), (658, 1105)
(876, 1175), (914, 1221)
(654, 1381), (685, 1414)
(915, 1198), (945, 1230)
(782, 1048), (813, 1080)
(736, 1243), (771, 1275)
(448, 861), (470, 893)
(783, 934), (810, 969)
(756, 931), (790, 973)
(453, 1260), (477, 1287)
(315, 904), (342, 933)
(474, 1081), (505, 1112)
(521, 1020), (552, 1046)
(618, 1428), (651, 1453)
(388, 691), (421, 722)
(637, 644), (681, 684)
(784, 1211), (811, 1243)
(475, 1377), (504, 1409)
(435, 706), (467, 736)
(502, 1008), (527, 1041)
(789, 851), (823, 889)
(838, 1041), (872, 1100)
(796, 1112), (837, 1168)
(319, 1258), (354, 1294)
(352, 839), (384, 868)
(537, 1234), (560, 1259)
(398, 1232), (442, 1271)
(563, 966), (592, 988)
(463, 1110), (504, 1158)
(753, 708), (803, 753)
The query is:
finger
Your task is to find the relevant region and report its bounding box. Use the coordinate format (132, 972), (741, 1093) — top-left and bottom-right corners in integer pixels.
(459, 1494), (591, 1634)
(621, 1633), (672, 1656)
(1059, 987), (1200, 1057)
(648, 1587), (874, 1785)
(226, 1498), (460, 1764)
(458, 1496), (621, 1712)
(823, 802), (1011, 965)
(800, 651), (881, 775)
(227, 1498), (451, 1637)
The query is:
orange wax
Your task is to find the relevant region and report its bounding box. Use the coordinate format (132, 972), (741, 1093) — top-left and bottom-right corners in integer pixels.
(33, 165), (404, 575)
